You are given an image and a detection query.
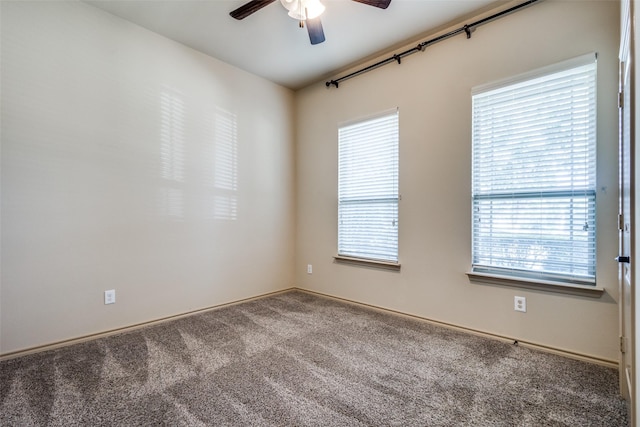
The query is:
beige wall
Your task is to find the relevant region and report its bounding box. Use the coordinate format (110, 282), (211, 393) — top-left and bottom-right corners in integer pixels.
(0, 1), (296, 354)
(295, 0), (620, 361)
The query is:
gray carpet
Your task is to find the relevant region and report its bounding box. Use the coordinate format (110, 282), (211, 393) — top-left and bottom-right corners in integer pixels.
(0, 290), (628, 426)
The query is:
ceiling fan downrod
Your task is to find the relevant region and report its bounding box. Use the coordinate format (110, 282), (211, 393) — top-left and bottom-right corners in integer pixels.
(300, 7), (310, 28)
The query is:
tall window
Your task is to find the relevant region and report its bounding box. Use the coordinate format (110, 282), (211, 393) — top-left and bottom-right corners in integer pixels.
(338, 109), (399, 263)
(471, 54), (597, 285)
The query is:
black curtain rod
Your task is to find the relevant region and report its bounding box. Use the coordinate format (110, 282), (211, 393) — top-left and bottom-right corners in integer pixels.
(325, 0), (542, 88)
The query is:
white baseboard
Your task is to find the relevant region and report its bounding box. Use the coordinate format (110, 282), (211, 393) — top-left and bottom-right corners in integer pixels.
(0, 287), (295, 361)
(296, 287), (618, 369)
(1, 286), (618, 369)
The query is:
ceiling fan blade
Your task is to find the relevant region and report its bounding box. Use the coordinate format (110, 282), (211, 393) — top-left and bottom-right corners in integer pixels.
(230, 0), (276, 20)
(306, 17), (325, 45)
(351, 0), (391, 9)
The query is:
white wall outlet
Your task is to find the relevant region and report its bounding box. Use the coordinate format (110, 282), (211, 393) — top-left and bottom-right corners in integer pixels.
(514, 296), (526, 312)
(307, 264), (313, 274)
(104, 289), (116, 305)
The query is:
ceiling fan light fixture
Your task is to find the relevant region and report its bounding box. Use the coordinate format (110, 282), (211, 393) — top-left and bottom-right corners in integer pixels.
(280, 0), (325, 21)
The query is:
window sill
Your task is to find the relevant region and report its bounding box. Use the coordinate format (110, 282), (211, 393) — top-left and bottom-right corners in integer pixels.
(334, 255), (401, 271)
(466, 271), (604, 297)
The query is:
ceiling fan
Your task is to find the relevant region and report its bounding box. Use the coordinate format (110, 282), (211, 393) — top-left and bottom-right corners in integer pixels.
(230, 0), (392, 45)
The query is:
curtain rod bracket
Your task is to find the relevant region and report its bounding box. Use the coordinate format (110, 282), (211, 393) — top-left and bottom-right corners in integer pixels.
(326, 80), (339, 88)
(464, 25), (473, 39)
(417, 43), (426, 52)
(393, 54), (401, 64)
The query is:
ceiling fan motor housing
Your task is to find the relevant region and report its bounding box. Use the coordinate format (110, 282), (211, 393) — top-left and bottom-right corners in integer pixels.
(280, 0), (325, 21)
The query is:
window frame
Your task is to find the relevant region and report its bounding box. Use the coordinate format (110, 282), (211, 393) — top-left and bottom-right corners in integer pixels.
(336, 108), (400, 268)
(469, 53), (599, 290)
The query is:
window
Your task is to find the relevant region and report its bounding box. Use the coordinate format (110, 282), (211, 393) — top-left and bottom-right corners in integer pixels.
(338, 109), (399, 264)
(471, 54), (597, 285)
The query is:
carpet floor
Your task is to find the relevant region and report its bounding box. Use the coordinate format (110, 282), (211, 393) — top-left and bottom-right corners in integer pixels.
(0, 290), (629, 426)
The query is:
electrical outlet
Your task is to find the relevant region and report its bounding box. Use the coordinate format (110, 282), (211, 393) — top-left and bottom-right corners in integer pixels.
(514, 296), (526, 312)
(104, 289), (116, 305)
(307, 264), (313, 274)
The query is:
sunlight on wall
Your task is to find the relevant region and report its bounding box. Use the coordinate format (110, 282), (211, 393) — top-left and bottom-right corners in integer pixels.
(159, 89), (185, 183)
(213, 107), (238, 221)
(157, 187), (184, 219)
(158, 88), (185, 220)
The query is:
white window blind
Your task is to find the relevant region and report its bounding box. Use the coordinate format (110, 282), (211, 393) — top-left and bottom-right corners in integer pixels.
(471, 54), (597, 284)
(338, 109), (399, 262)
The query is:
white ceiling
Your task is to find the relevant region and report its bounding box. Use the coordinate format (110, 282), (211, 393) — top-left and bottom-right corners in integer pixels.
(86, 0), (505, 90)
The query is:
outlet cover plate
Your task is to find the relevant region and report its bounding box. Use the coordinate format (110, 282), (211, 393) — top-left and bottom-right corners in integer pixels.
(514, 296), (526, 312)
(105, 289), (116, 305)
